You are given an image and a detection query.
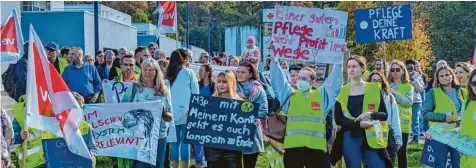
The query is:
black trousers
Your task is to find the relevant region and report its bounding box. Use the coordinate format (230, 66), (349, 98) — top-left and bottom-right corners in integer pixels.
(207, 152), (243, 168)
(243, 153), (259, 168)
(397, 133), (409, 168)
(283, 147), (326, 168)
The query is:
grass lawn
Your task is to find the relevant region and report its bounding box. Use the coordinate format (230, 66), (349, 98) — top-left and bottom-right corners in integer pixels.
(93, 143), (426, 168)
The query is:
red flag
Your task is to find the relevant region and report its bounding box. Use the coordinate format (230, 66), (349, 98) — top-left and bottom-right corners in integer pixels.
(153, 1), (177, 34)
(26, 24), (91, 159)
(1, 8), (24, 62)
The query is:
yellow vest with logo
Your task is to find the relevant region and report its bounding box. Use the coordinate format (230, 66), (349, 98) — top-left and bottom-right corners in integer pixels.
(395, 83), (413, 133)
(58, 57), (69, 75)
(12, 95), (90, 168)
(115, 67), (140, 82)
(460, 100), (476, 168)
(284, 89), (327, 152)
(337, 82), (389, 149)
(431, 88), (463, 131)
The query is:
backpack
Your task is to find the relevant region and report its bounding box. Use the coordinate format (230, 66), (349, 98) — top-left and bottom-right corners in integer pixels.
(1, 63), (17, 99)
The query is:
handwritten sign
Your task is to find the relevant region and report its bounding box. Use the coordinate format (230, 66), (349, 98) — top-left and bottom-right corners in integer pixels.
(42, 136), (93, 168)
(355, 5), (412, 43)
(427, 125), (476, 158)
(189, 63), (237, 80)
(102, 81), (134, 103)
(270, 5), (348, 64)
(420, 140), (436, 167)
(185, 94), (258, 152)
(83, 101), (162, 165)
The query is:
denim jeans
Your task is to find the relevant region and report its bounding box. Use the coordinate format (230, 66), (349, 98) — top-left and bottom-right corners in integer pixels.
(342, 131), (386, 168)
(171, 124), (191, 161)
(193, 144), (205, 165)
(411, 103), (422, 137)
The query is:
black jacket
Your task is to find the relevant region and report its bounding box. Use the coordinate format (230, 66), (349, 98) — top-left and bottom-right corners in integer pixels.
(198, 79), (215, 96)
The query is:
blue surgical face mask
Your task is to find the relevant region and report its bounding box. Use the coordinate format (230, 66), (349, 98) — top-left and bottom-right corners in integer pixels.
(297, 80), (310, 91)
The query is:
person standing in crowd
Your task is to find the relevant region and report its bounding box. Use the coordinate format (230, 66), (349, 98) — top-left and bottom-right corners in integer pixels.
(218, 52), (228, 66)
(455, 62), (472, 101)
(426, 60), (449, 92)
(148, 42), (158, 56)
(212, 57), (223, 66)
(131, 58), (174, 168)
(84, 55), (95, 65)
(204, 71), (243, 168)
(158, 59), (169, 74)
(458, 69), (476, 167)
(270, 54), (343, 167)
(97, 50), (116, 80)
(109, 47), (147, 80)
(368, 72), (403, 165)
(166, 49), (199, 168)
(61, 47), (72, 64)
(113, 53), (139, 82)
(199, 52), (210, 64)
(62, 47), (102, 104)
(288, 64), (304, 89)
(154, 49), (167, 61)
(236, 62), (268, 168)
(240, 36), (261, 66)
(405, 60), (425, 144)
(423, 65), (462, 168)
(414, 60), (428, 136)
(1, 108), (14, 168)
(113, 47), (128, 68)
(13, 42), (29, 102)
(333, 56), (392, 168)
(45, 42), (68, 75)
(228, 57), (239, 67)
(193, 64), (215, 168)
(388, 60), (414, 168)
(95, 50), (105, 66)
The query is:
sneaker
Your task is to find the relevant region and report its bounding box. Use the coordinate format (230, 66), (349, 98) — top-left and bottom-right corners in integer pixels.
(409, 136), (419, 144)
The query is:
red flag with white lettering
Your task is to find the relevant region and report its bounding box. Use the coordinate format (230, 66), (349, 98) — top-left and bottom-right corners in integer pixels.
(1, 8), (24, 62)
(153, 1), (177, 35)
(26, 24), (91, 160)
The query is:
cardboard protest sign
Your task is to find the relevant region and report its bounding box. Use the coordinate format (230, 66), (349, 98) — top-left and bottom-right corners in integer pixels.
(355, 5), (412, 43)
(270, 5), (348, 64)
(83, 101), (163, 165)
(42, 135), (92, 168)
(185, 94), (258, 152)
(102, 81), (134, 103)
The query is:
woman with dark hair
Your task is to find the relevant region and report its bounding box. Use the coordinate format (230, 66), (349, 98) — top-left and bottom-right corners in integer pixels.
(422, 65), (462, 168)
(236, 61), (268, 168)
(333, 56), (392, 168)
(368, 72), (402, 165)
(458, 69), (476, 167)
(166, 48), (199, 168)
(212, 57), (223, 66)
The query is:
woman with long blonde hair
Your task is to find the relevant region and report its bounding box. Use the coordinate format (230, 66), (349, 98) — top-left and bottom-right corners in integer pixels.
(205, 71), (243, 168)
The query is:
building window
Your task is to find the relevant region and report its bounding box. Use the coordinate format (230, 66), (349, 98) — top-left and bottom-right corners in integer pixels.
(21, 1), (51, 11)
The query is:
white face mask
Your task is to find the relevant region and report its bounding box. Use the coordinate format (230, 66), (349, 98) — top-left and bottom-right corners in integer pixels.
(297, 80), (310, 91)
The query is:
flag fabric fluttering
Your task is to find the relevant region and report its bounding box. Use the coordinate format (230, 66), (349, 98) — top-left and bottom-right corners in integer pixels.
(1, 8), (24, 62)
(153, 1), (177, 36)
(26, 24), (91, 159)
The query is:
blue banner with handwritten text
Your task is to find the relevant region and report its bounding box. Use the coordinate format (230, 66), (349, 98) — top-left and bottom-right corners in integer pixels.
(42, 135), (93, 168)
(355, 4), (412, 43)
(185, 94), (258, 152)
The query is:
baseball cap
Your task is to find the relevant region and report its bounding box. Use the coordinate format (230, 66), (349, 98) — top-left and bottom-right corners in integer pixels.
(45, 42), (59, 50)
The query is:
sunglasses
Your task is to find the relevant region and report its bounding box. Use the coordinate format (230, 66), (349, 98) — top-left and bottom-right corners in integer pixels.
(390, 68), (401, 72)
(471, 81), (476, 87)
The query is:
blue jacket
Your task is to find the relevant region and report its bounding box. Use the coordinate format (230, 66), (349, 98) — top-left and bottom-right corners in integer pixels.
(270, 58), (343, 118)
(170, 68), (199, 125)
(422, 87), (462, 131)
(96, 64), (112, 80)
(13, 54), (28, 102)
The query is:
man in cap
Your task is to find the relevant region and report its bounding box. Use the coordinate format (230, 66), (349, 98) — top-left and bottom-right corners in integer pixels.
(45, 42), (69, 75)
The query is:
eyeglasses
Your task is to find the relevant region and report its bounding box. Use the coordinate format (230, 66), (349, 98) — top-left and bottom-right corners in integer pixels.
(390, 68), (401, 72)
(438, 74), (450, 78)
(471, 81), (476, 87)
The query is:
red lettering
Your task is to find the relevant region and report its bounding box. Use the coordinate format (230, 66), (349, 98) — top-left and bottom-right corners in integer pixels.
(95, 137), (144, 149)
(310, 13), (339, 25)
(273, 21), (313, 37)
(298, 36), (328, 50)
(271, 45), (309, 61)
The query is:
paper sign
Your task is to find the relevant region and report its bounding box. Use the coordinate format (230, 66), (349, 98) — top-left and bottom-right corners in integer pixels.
(42, 135), (93, 168)
(185, 94), (258, 152)
(427, 125), (476, 158)
(102, 81), (134, 103)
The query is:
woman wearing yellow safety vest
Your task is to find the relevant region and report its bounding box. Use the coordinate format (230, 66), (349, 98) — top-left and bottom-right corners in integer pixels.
(131, 58), (173, 168)
(368, 72), (403, 166)
(422, 65), (462, 168)
(458, 69), (476, 168)
(270, 56), (343, 168)
(12, 92), (97, 168)
(387, 60), (414, 168)
(334, 56), (392, 168)
(454, 62), (471, 102)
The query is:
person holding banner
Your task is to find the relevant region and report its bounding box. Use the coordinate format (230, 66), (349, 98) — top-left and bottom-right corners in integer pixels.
(368, 72), (403, 165)
(204, 70), (244, 168)
(131, 58), (174, 168)
(236, 62), (268, 168)
(166, 49), (199, 168)
(422, 65), (462, 168)
(334, 56), (392, 168)
(270, 52), (343, 167)
(458, 69), (476, 167)
(388, 60), (414, 168)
